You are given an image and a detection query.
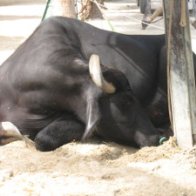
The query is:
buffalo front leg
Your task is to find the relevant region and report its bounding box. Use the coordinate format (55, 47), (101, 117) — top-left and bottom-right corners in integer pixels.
(34, 118), (85, 151)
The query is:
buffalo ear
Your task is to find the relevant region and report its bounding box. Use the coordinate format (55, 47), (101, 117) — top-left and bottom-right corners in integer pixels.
(81, 97), (100, 141)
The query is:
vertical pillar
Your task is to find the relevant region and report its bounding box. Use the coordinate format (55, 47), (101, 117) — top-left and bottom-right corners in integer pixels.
(163, 0), (196, 148)
(52, 0), (76, 18)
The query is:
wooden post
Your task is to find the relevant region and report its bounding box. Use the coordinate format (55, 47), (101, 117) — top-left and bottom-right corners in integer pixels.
(163, 0), (196, 148)
(52, 0), (76, 18)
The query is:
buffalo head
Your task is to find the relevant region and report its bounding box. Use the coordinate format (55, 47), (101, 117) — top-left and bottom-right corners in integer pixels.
(83, 54), (166, 147)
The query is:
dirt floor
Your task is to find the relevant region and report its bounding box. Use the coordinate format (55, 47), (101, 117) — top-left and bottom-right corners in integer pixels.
(0, 139), (196, 195)
(0, 0), (196, 195)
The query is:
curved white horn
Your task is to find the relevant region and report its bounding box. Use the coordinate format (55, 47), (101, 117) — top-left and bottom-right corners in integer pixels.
(89, 54), (116, 94)
(0, 122), (34, 147)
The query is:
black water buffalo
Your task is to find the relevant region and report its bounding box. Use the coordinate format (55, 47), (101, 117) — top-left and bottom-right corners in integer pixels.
(0, 16), (194, 151)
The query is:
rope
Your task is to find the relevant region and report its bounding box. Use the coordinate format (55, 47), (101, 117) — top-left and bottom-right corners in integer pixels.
(42, 0), (52, 21)
(125, 15), (164, 30)
(159, 136), (167, 145)
(180, 0), (187, 27)
(167, 0), (174, 133)
(90, 0), (115, 31)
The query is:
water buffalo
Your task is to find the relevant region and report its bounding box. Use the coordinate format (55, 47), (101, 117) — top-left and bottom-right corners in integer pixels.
(1, 16), (194, 151)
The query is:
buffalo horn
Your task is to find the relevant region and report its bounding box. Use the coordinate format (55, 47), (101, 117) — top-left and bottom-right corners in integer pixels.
(0, 121), (34, 147)
(89, 54), (116, 94)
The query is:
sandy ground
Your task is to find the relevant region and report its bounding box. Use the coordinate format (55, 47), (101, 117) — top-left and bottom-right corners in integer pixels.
(0, 139), (196, 195)
(0, 0), (196, 195)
